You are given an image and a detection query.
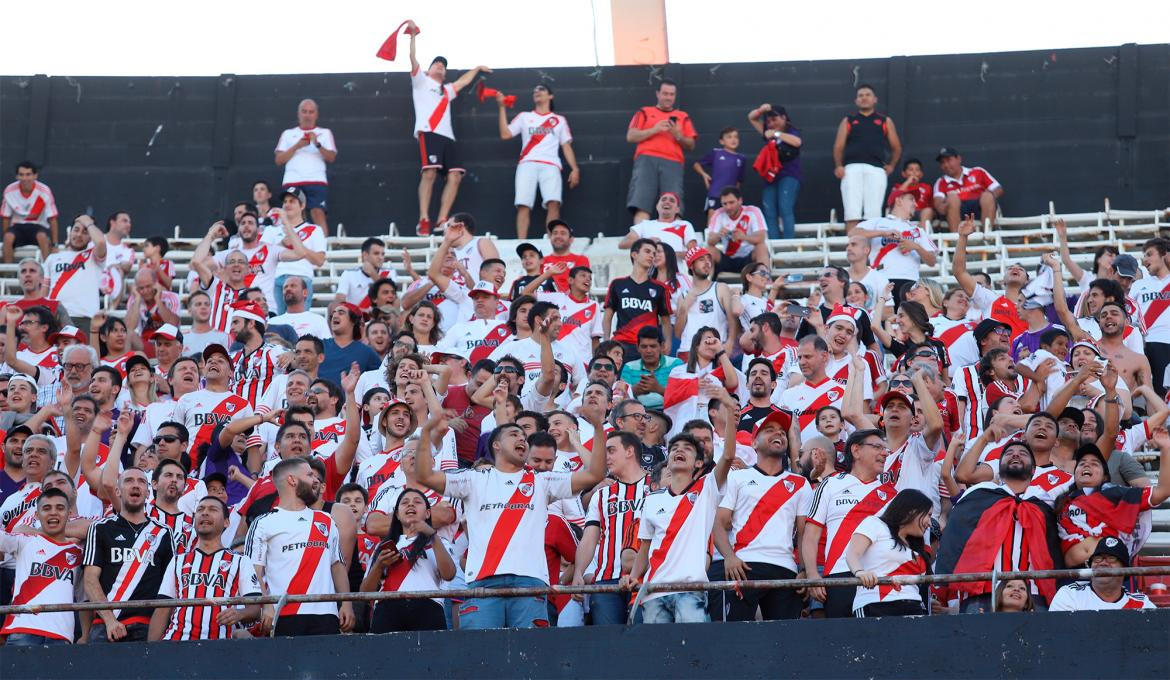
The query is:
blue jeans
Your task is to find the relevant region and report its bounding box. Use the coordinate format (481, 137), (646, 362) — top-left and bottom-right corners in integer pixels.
(273, 274), (313, 315)
(589, 579), (630, 625)
(762, 176), (801, 239)
(7, 633), (70, 646)
(459, 575), (549, 629)
(638, 592), (709, 624)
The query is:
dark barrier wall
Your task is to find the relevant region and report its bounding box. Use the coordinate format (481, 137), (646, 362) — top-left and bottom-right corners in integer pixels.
(1, 44), (1167, 238)
(4, 610), (1168, 679)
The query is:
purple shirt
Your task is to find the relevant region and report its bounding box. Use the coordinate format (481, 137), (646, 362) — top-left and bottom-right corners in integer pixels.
(0, 469), (24, 506)
(698, 148), (747, 198)
(1010, 322), (1065, 361)
(199, 437), (252, 505)
(775, 127), (803, 182)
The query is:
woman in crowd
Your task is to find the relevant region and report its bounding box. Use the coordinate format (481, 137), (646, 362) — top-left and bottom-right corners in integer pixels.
(748, 103), (803, 239)
(403, 300), (443, 348)
(846, 488), (934, 617)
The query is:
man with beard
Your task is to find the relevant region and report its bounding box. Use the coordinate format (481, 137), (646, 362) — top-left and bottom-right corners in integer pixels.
(246, 457), (355, 636)
(228, 300), (288, 408)
(1092, 301), (1153, 393)
(937, 440), (1062, 612)
(44, 214), (108, 330)
(0, 431), (57, 613)
(215, 210), (281, 310)
(711, 410), (810, 621)
(739, 311), (798, 383)
(306, 369), (370, 483)
(737, 358), (786, 435)
(675, 247), (739, 354)
(0, 424), (29, 504)
(416, 413), (606, 629)
(270, 276), (329, 339)
(801, 429), (898, 618)
(83, 468), (176, 642)
(171, 345), (254, 470)
(321, 303), (382, 383)
(141, 459), (196, 554)
(149, 496), (263, 640)
(355, 400), (416, 497)
(610, 398), (664, 471)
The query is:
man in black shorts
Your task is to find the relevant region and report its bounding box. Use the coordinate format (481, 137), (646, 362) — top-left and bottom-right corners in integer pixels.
(404, 20), (490, 236)
(1, 161), (58, 262)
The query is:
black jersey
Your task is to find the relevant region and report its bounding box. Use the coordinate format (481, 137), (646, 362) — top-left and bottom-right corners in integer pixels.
(605, 277), (670, 344)
(82, 514), (175, 625)
(843, 111), (891, 167)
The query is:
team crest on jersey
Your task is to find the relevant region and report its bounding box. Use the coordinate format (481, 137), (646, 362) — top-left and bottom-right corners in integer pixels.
(497, 328), (507, 337)
(66, 553), (78, 566)
(226, 402), (236, 412)
(219, 560), (232, 574)
(649, 289), (657, 298)
(314, 521), (328, 536)
(827, 389), (841, 401)
(584, 309), (593, 319)
(1047, 473), (1059, 484)
(876, 489), (888, 502)
(685, 491), (698, 504)
(518, 482), (534, 497)
(783, 479), (795, 493)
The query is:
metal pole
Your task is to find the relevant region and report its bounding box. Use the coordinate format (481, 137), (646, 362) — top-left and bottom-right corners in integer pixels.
(2, 566), (1166, 617)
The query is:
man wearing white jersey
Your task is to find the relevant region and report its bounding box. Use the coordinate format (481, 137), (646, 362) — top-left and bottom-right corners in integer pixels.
(274, 98), (337, 236)
(336, 237), (396, 311)
(99, 211), (134, 304)
(436, 281), (513, 366)
(625, 389), (738, 624)
(228, 300), (288, 408)
(778, 335), (846, 445)
(246, 457), (354, 636)
(522, 262), (602, 361)
(213, 211), (281, 310)
(44, 214), (107, 329)
(1130, 238), (1170, 397)
(705, 187), (769, 273)
(497, 84), (580, 239)
(618, 192), (698, 265)
(170, 345), (254, 470)
(130, 357), (200, 452)
(404, 21), (490, 236)
(711, 411), (811, 621)
(853, 191), (937, 308)
(801, 428), (897, 618)
(415, 410), (606, 629)
(270, 276), (330, 339)
(2, 160), (58, 262)
(0, 488), (82, 646)
(261, 189), (327, 315)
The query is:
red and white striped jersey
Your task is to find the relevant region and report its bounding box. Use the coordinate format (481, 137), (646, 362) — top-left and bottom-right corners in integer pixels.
(851, 514), (928, 609)
(1, 181), (58, 227)
(708, 205), (766, 260)
(863, 217), (937, 281)
(720, 467), (811, 571)
(45, 246), (105, 319)
(1129, 273), (1170, 344)
(216, 242), (280, 310)
(230, 343), (287, 408)
(0, 531), (82, 641)
(507, 111), (572, 168)
(146, 504), (195, 554)
(411, 69), (457, 139)
(159, 548), (261, 640)
(365, 534), (453, 604)
(171, 389), (254, 469)
(951, 365), (1027, 441)
(584, 475), (650, 582)
(777, 377), (846, 444)
(245, 507), (342, 617)
(200, 276), (245, 333)
(637, 473), (723, 603)
(804, 473), (897, 575)
(444, 467), (574, 583)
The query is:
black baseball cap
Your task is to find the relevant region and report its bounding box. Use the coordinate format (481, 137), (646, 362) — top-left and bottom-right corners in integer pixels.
(204, 472), (228, 488)
(1073, 443), (1107, 469)
(1058, 407), (1085, 429)
(1090, 536), (1131, 567)
(431, 56), (448, 68)
(125, 354), (152, 376)
(973, 318), (1012, 343)
(6, 424), (34, 440)
(515, 242), (541, 259)
(280, 187), (306, 205)
(546, 220), (572, 235)
(936, 147), (960, 161)
(1113, 253), (1139, 279)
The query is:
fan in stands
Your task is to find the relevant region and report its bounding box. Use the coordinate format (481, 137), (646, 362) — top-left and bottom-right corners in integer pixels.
(2, 44), (1170, 648)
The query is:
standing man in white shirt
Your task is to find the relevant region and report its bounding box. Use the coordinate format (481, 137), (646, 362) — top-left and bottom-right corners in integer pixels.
(496, 84), (580, 239)
(404, 20), (490, 236)
(274, 99), (337, 236)
(262, 188), (327, 315)
(44, 214), (107, 331)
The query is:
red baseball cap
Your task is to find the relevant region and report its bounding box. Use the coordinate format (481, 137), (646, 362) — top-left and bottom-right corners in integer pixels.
(752, 409), (793, 435)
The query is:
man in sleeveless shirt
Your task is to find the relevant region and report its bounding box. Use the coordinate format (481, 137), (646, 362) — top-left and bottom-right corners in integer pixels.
(832, 84), (902, 232)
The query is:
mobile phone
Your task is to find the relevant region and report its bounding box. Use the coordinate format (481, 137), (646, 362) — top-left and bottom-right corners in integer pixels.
(785, 274), (805, 283)
(788, 305), (811, 318)
(669, 115), (678, 123)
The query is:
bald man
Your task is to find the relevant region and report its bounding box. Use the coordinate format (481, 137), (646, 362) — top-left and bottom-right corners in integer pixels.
(275, 98), (338, 235)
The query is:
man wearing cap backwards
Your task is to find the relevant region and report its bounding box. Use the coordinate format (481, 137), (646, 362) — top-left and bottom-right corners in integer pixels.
(497, 83), (580, 239)
(675, 246), (740, 352)
(1049, 537), (1155, 611)
(274, 98), (337, 237)
(404, 20), (491, 236)
(710, 409), (809, 622)
(931, 147), (1003, 231)
(953, 215), (1028, 338)
(171, 345), (254, 470)
(228, 300), (288, 408)
(355, 400), (415, 497)
(1057, 434), (1170, 569)
(320, 303), (382, 384)
(619, 192), (698, 265)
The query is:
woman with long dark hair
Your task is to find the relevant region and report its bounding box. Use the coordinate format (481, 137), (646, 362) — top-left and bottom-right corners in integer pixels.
(845, 488), (933, 617)
(360, 488), (456, 633)
(652, 241), (691, 329)
(748, 104), (803, 239)
(994, 578), (1036, 613)
(403, 300), (443, 346)
(94, 315), (134, 376)
(875, 298), (949, 380)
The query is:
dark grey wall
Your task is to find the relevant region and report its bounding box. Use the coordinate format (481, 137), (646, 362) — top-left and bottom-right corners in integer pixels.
(4, 610), (1168, 679)
(2, 43), (1167, 239)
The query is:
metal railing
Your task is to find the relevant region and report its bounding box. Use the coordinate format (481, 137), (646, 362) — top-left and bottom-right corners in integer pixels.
(3, 566), (1166, 619)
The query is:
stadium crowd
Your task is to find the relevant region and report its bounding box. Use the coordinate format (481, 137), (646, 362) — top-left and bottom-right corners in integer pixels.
(0, 25), (1166, 645)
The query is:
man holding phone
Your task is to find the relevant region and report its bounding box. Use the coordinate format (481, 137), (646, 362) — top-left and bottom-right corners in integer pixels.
(625, 79), (697, 224)
(619, 326), (681, 409)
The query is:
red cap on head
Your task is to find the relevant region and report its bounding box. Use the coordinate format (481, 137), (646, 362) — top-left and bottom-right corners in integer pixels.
(879, 390), (914, 411)
(752, 409), (793, 435)
(684, 246), (711, 268)
(229, 300), (267, 325)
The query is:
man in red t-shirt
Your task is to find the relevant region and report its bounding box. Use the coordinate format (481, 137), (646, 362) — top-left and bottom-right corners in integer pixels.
(886, 158), (934, 228)
(932, 147), (1003, 231)
(541, 220), (589, 293)
(441, 358), (494, 465)
(625, 79), (697, 223)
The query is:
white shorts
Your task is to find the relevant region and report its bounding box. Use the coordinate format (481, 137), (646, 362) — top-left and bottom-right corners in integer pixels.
(515, 162), (563, 208)
(841, 162), (888, 221)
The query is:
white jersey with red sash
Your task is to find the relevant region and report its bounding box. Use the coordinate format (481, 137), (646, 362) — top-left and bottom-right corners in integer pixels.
(367, 534), (454, 604)
(981, 460), (1074, 508)
(708, 206), (766, 260)
(160, 547), (261, 640)
(411, 69), (457, 139)
(864, 217), (936, 281)
(508, 111), (571, 168)
(1129, 272), (1170, 344)
(368, 483), (463, 548)
(777, 377), (846, 444)
(230, 343), (287, 408)
(101, 351), (135, 379)
(339, 267), (395, 310)
(536, 291), (604, 362)
(200, 276), (245, 333)
(0, 484), (43, 567)
(0, 531), (82, 641)
(356, 444), (407, 498)
(826, 352), (876, 399)
(805, 473), (897, 575)
(449, 237), (486, 288)
(1, 180), (57, 227)
(933, 315), (979, 367)
(637, 473), (723, 603)
(216, 242), (279, 309)
(437, 318), (513, 365)
(245, 507), (342, 617)
(263, 222), (326, 281)
(45, 246), (104, 318)
(1049, 579), (1155, 611)
(720, 468), (810, 571)
(882, 433), (942, 514)
(444, 467), (574, 583)
(851, 514), (928, 610)
(15, 345), (59, 386)
(171, 389), (254, 469)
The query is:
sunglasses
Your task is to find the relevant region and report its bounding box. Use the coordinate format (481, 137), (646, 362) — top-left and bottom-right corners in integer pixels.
(153, 434), (181, 444)
(889, 378), (914, 389)
(494, 366), (522, 375)
(592, 363), (616, 372)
